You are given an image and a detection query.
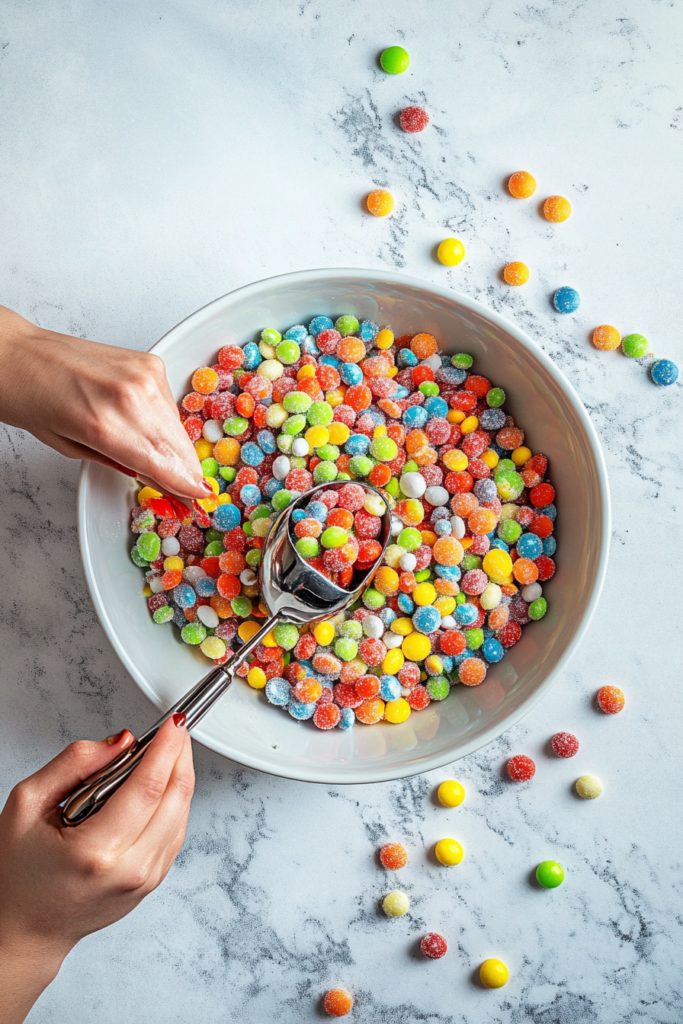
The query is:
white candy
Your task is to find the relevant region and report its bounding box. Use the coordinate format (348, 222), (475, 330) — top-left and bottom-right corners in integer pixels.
(450, 515), (466, 539)
(425, 485), (449, 506)
(480, 582), (502, 610)
(291, 438), (310, 457)
(423, 354), (442, 373)
(240, 569), (257, 585)
(197, 605), (220, 629)
(400, 686), (412, 697)
(149, 577), (165, 594)
(202, 418), (224, 442)
(391, 517), (404, 536)
(183, 566), (206, 584)
(362, 615), (384, 639)
(400, 471), (426, 498)
(400, 552), (417, 571)
(522, 582), (543, 603)
(257, 358), (284, 380)
(161, 536), (180, 556)
(272, 455), (291, 480)
(383, 631), (404, 649)
(440, 615), (456, 630)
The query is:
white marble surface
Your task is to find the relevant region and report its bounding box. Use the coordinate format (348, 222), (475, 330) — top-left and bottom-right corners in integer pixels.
(1, 1), (682, 1020)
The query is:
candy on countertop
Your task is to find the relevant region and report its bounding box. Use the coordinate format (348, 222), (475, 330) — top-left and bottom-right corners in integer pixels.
(399, 105), (429, 132)
(507, 755), (536, 782)
(596, 685), (625, 714)
(323, 989), (353, 1017)
(543, 195), (571, 222)
(622, 333), (648, 358)
(420, 932), (448, 959)
(367, 189), (395, 217)
(553, 287), (580, 314)
(379, 842), (408, 870)
(536, 860), (565, 888)
(479, 958), (509, 988)
(382, 890), (410, 916)
(380, 45), (410, 74)
(435, 837), (464, 865)
(508, 171), (537, 198)
(503, 261), (530, 286)
(551, 732), (579, 758)
(437, 238), (466, 266)
(651, 358), (679, 385)
(576, 775), (603, 799)
(437, 779), (465, 806)
(592, 324), (621, 351)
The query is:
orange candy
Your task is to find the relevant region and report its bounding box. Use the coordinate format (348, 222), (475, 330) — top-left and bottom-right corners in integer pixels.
(294, 679), (323, 704)
(451, 493), (479, 517)
(379, 842), (408, 870)
(497, 426), (525, 449)
(543, 195), (571, 222)
(219, 550), (245, 574)
(508, 170), (537, 198)
(406, 429), (429, 453)
(468, 507), (498, 535)
(488, 604), (509, 630)
(323, 989), (354, 1017)
(213, 437), (241, 465)
(374, 566), (400, 595)
(210, 594), (233, 618)
(412, 445), (438, 466)
(592, 324), (621, 351)
(410, 333), (437, 358)
(327, 508), (354, 530)
(433, 536), (464, 567)
(367, 188), (394, 216)
(459, 658), (487, 686)
(356, 697), (385, 724)
(191, 367), (220, 394)
(337, 337), (366, 363)
(512, 557), (539, 585)
(369, 463), (392, 487)
(596, 685), (625, 714)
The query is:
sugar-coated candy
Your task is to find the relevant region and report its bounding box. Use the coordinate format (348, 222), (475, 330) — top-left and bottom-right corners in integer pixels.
(503, 261), (529, 286)
(651, 358), (678, 385)
(323, 989), (353, 1017)
(543, 195), (571, 222)
(437, 238), (466, 266)
(508, 171), (536, 198)
(367, 189), (394, 216)
(551, 732), (579, 758)
(622, 333), (648, 358)
(536, 860), (564, 888)
(380, 45), (410, 74)
(479, 959), (509, 988)
(592, 324), (621, 351)
(553, 287), (580, 314)
(576, 774), (603, 799)
(420, 932), (447, 959)
(596, 685), (625, 714)
(435, 837), (464, 866)
(399, 105), (429, 132)
(379, 842), (408, 870)
(382, 890), (410, 916)
(507, 755), (535, 781)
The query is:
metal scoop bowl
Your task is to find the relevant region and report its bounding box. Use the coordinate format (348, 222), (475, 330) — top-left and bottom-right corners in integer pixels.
(62, 480), (391, 825)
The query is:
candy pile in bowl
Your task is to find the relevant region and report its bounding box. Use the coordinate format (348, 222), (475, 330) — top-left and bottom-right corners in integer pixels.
(129, 315), (556, 731)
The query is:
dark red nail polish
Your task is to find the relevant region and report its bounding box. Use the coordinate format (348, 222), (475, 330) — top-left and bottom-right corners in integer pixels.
(106, 729), (127, 745)
(173, 712), (187, 728)
(200, 479), (214, 493)
(110, 461), (138, 477)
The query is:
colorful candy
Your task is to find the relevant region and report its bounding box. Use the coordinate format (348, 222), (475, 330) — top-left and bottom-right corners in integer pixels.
(535, 860), (564, 888)
(503, 261), (529, 286)
(323, 989), (353, 1017)
(651, 358), (679, 385)
(399, 106), (429, 132)
(437, 238), (466, 266)
(479, 958), (509, 988)
(506, 755), (536, 782)
(592, 324), (621, 351)
(596, 685), (625, 714)
(420, 933), (447, 959)
(507, 171), (536, 198)
(550, 732), (579, 758)
(543, 195), (571, 222)
(553, 287), (580, 314)
(576, 774), (603, 800)
(380, 46), (410, 74)
(367, 189), (394, 217)
(622, 333), (648, 358)
(379, 842), (408, 869)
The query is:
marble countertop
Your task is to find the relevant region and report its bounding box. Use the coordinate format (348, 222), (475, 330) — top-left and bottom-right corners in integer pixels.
(1, 1), (682, 1020)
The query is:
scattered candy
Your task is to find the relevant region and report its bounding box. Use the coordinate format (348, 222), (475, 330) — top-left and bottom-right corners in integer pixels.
(553, 287), (580, 314)
(437, 237), (466, 266)
(507, 755), (536, 782)
(383, 890), (410, 916)
(651, 358), (679, 386)
(380, 45), (410, 74)
(437, 779), (465, 807)
(550, 732), (579, 758)
(503, 261), (529, 286)
(323, 989), (353, 1017)
(367, 189), (395, 217)
(535, 860), (564, 888)
(543, 195), (571, 222)
(479, 958), (509, 988)
(420, 932), (447, 959)
(379, 842), (408, 870)
(621, 333), (648, 358)
(399, 106), (429, 132)
(435, 837), (464, 866)
(592, 324), (621, 351)
(508, 171), (536, 199)
(596, 685), (625, 714)
(576, 774), (603, 800)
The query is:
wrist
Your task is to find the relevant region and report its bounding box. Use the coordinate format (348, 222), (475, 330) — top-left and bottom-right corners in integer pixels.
(0, 307), (50, 430)
(0, 934), (69, 1024)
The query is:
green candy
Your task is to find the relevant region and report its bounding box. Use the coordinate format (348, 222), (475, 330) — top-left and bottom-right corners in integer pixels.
(306, 401), (333, 426)
(536, 860), (564, 889)
(242, 521), (253, 537)
(132, 509), (155, 532)
(380, 45), (410, 74)
(223, 416), (249, 436)
(313, 461), (338, 484)
(497, 518), (522, 544)
(289, 456), (307, 470)
(316, 443), (340, 461)
(486, 387), (505, 408)
(497, 459), (516, 473)
(276, 434), (293, 453)
(283, 391), (312, 414)
(219, 466), (237, 482)
(464, 628), (484, 650)
(321, 526), (347, 549)
(402, 459), (419, 474)
(362, 588), (386, 610)
(455, 592), (467, 605)
(334, 637), (359, 661)
(337, 472), (352, 482)
(261, 328), (282, 346)
(296, 536), (320, 558)
(419, 381), (439, 397)
(245, 548), (262, 567)
(349, 455), (373, 477)
(461, 554), (482, 571)
(276, 340), (301, 364)
(414, 569), (432, 582)
(181, 622), (207, 645)
(231, 596), (253, 617)
(334, 314), (360, 337)
(282, 414), (307, 435)
(529, 597), (548, 620)
(201, 457), (219, 477)
(204, 541), (223, 558)
(271, 489), (292, 511)
(205, 528), (223, 545)
(426, 676), (450, 701)
(622, 333), (648, 358)
(136, 531), (160, 562)
(250, 504), (272, 521)
(130, 546), (149, 567)
(152, 605), (174, 624)
(384, 477), (399, 497)
(369, 436), (398, 461)
(451, 353), (473, 369)
(398, 527), (422, 551)
(340, 620), (363, 640)
(496, 469), (524, 501)
(273, 622), (299, 650)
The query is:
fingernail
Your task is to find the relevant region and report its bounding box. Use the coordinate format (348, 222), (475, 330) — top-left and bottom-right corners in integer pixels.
(173, 712), (187, 728)
(200, 479), (214, 493)
(106, 729), (128, 745)
(110, 461), (138, 478)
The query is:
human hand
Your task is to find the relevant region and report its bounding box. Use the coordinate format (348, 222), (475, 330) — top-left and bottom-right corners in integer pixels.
(0, 305), (213, 500)
(0, 717), (194, 1023)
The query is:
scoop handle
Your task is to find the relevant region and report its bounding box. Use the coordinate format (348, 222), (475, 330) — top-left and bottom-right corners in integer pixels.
(61, 614), (281, 826)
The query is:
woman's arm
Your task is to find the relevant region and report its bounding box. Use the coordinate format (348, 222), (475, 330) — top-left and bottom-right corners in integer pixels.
(0, 305), (212, 500)
(0, 717), (194, 1024)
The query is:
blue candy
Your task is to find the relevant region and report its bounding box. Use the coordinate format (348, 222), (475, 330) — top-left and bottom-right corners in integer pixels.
(257, 430), (277, 454)
(483, 638), (504, 663)
(435, 564), (461, 581)
(240, 442), (265, 467)
(263, 477), (284, 497)
(302, 336), (320, 355)
(402, 405), (428, 429)
(651, 359), (679, 386)
(172, 584), (196, 609)
(345, 434), (371, 455)
(240, 484), (261, 506)
(394, 385), (410, 399)
(284, 324), (308, 342)
(359, 320), (379, 342)
(288, 700), (316, 720)
(397, 593), (415, 614)
(319, 354), (341, 368)
(308, 316), (334, 337)
(339, 707), (356, 729)
(424, 396), (449, 419)
(553, 286), (580, 314)
(305, 500), (328, 522)
(516, 533), (543, 559)
(266, 677), (291, 706)
(379, 675), (401, 701)
(379, 606), (397, 626)
(291, 508), (307, 523)
(339, 362), (363, 386)
(543, 536), (557, 556)
(412, 605), (441, 634)
(455, 602), (478, 626)
(172, 606), (187, 628)
(440, 655), (454, 673)
(397, 349), (418, 367)
(195, 576), (217, 597)
(538, 503), (557, 522)
(212, 503), (241, 531)
(242, 342), (262, 369)
(479, 408), (506, 431)
(491, 538), (509, 551)
(434, 520), (452, 536)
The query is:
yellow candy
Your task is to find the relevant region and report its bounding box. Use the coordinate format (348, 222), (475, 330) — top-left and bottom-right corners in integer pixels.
(373, 424), (388, 438)
(388, 366), (398, 378)
(482, 549), (513, 583)
(481, 449), (499, 469)
(247, 665), (267, 689)
(413, 582), (437, 606)
(204, 476), (220, 494)
(238, 621), (262, 642)
(425, 654), (443, 674)
(511, 446), (532, 466)
(364, 493), (387, 517)
(461, 416), (479, 434)
(480, 582), (502, 610)
(163, 556), (184, 572)
(461, 537), (473, 550)
(297, 364), (316, 380)
(434, 596), (456, 617)
(447, 409), (466, 424)
(257, 359), (284, 380)
(367, 188), (394, 217)
(217, 493), (232, 505)
(261, 630), (278, 647)
(420, 530), (437, 547)
(326, 387), (346, 407)
(382, 648), (405, 675)
(194, 438), (214, 461)
(197, 496), (218, 513)
(385, 698), (411, 724)
(314, 621), (336, 646)
(328, 422), (351, 445)
(435, 837), (464, 866)
(201, 636), (226, 660)
(479, 959), (509, 989)
(443, 449), (469, 472)
(437, 237), (466, 266)
(306, 426), (330, 448)
(251, 517), (272, 538)
(437, 780), (465, 807)
(576, 775), (603, 799)
(391, 617), (414, 637)
(141, 585), (152, 597)
(499, 502), (519, 521)
(402, 632), (431, 661)
(137, 486), (162, 504)
(376, 328), (394, 349)
(382, 890), (410, 916)
(266, 403), (288, 428)
(383, 544), (405, 568)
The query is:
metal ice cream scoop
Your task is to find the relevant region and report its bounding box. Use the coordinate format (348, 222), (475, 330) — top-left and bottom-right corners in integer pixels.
(62, 480), (391, 825)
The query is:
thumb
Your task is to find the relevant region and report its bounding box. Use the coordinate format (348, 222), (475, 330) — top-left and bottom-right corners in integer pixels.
(24, 731), (135, 813)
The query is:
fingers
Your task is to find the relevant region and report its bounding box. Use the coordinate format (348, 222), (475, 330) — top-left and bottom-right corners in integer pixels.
(19, 731), (135, 814)
(81, 716), (188, 853)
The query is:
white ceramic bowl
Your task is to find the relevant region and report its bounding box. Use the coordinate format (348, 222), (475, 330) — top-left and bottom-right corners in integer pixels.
(79, 269), (610, 784)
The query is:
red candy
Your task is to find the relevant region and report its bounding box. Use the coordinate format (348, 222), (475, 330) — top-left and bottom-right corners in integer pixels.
(420, 933), (447, 959)
(399, 105), (430, 132)
(507, 754), (536, 782)
(551, 732), (579, 758)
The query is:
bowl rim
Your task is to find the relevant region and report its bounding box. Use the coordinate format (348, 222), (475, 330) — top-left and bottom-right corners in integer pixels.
(78, 267), (611, 784)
